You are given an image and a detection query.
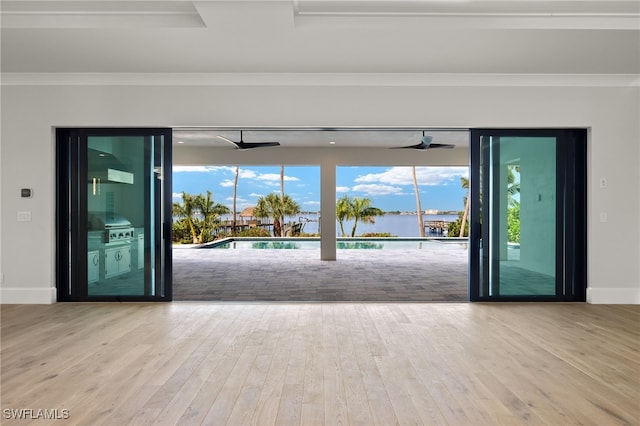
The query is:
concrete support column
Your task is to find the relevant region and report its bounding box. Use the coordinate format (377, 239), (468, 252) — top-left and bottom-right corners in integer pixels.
(320, 161), (336, 260)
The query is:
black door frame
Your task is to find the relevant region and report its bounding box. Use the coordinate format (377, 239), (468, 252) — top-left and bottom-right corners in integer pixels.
(469, 129), (587, 302)
(56, 126), (586, 303)
(56, 128), (173, 302)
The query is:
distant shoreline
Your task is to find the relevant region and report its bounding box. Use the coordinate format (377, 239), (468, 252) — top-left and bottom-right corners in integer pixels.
(296, 211), (461, 216)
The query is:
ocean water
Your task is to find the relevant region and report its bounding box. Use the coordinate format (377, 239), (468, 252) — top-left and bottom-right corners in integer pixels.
(224, 213), (459, 237)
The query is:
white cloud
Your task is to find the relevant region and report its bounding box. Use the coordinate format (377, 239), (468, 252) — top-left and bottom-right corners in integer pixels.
(354, 166), (468, 186)
(219, 180), (235, 187)
(336, 186), (351, 193)
(304, 201), (321, 206)
(249, 193), (263, 198)
(256, 173), (300, 182)
(172, 192), (183, 199)
(172, 165), (233, 173)
(171, 166), (305, 182)
(238, 169), (257, 179)
(351, 184), (405, 196)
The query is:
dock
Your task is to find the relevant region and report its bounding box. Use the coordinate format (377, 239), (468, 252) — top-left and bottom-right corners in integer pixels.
(216, 219), (311, 235)
(217, 220), (272, 234)
(424, 220), (450, 235)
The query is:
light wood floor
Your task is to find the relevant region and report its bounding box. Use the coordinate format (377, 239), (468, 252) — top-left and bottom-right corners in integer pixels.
(1, 302), (638, 425)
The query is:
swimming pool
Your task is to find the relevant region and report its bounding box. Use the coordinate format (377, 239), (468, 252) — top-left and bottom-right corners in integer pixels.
(201, 238), (468, 250)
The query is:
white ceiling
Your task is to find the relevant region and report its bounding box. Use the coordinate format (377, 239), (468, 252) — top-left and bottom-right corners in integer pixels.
(2, 1), (637, 149)
(1, 0), (638, 74)
(173, 128), (469, 149)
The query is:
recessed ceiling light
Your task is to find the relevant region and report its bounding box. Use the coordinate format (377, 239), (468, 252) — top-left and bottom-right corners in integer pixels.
(177, 141), (185, 144)
(329, 141), (336, 145)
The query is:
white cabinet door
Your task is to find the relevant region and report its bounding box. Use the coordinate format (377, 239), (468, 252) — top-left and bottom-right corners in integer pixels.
(104, 246), (131, 279)
(120, 246), (131, 273)
(88, 251), (100, 283)
(137, 235), (144, 269)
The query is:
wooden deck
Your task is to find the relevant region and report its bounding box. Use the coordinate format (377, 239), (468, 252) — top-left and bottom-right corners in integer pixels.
(1, 303), (638, 425)
(216, 219), (272, 234)
(425, 220), (450, 234)
(217, 220), (308, 235)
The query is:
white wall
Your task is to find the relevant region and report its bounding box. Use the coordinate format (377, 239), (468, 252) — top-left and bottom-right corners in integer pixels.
(1, 79), (638, 303)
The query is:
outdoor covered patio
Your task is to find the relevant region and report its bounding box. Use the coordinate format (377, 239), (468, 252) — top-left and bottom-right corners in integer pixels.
(173, 245), (468, 301)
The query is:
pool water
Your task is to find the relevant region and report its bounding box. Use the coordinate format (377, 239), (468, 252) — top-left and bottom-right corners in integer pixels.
(202, 238), (468, 250)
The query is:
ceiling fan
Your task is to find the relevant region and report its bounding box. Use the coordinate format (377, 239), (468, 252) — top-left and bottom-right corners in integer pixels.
(216, 131), (280, 150)
(394, 132), (455, 150)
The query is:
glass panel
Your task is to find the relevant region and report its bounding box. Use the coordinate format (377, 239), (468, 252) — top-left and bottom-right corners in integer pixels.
(484, 136), (557, 296)
(86, 136), (155, 296)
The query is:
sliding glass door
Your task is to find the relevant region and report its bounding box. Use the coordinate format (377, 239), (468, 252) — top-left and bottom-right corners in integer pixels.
(57, 129), (172, 301)
(469, 129), (586, 301)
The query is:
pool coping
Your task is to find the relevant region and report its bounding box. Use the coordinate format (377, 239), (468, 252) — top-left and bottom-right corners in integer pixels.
(196, 236), (469, 249)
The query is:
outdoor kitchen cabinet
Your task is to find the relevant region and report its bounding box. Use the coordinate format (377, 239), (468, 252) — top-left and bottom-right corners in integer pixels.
(88, 250), (100, 283)
(104, 245), (131, 279)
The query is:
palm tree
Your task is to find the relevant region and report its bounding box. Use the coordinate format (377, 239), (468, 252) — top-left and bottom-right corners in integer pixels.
(172, 192), (198, 244)
(412, 166), (425, 237)
(194, 190), (230, 243)
(506, 165), (521, 243)
(459, 176), (470, 238)
(336, 195), (353, 237)
(335, 195), (383, 237)
(507, 165), (520, 206)
(232, 166), (239, 236)
(254, 192), (301, 237)
(349, 197), (383, 237)
(280, 165), (285, 235)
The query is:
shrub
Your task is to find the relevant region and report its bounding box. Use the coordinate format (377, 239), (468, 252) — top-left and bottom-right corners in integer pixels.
(359, 232), (396, 238)
(237, 227), (271, 237)
(172, 219), (194, 244)
(507, 202), (520, 243)
(447, 212), (469, 237)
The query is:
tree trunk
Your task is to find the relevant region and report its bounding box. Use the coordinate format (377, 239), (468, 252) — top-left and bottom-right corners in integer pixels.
(412, 166), (425, 237)
(350, 218), (359, 237)
(189, 221), (199, 244)
(280, 165), (285, 237)
(459, 195), (470, 237)
(273, 218), (282, 237)
(232, 166), (239, 236)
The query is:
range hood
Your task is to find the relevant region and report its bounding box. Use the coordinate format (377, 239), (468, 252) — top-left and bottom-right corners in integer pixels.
(88, 148), (134, 184)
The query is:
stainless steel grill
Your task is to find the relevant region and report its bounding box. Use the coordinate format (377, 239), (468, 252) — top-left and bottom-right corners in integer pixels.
(89, 212), (134, 244)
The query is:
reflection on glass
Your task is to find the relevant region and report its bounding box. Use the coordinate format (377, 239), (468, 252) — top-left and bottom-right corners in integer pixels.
(485, 136), (556, 296)
(86, 136), (150, 296)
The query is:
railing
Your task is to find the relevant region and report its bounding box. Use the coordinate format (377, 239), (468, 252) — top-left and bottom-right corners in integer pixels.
(217, 219), (272, 233)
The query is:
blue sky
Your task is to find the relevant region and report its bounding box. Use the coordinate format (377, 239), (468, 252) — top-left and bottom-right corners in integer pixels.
(173, 166), (469, 213)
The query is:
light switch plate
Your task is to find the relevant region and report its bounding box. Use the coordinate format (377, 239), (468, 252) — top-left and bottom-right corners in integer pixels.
(17, 211), (32, 222)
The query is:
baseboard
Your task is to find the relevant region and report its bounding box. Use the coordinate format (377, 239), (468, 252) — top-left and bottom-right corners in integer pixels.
(587, 287), (640, 304)
(2, 285), (637, 305)
(0, 287), (57, 304)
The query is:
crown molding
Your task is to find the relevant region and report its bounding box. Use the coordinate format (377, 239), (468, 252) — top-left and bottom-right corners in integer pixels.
(0, 1), (205, 28)
(293, 0), (640, 30)
(1, 73), (639, 88)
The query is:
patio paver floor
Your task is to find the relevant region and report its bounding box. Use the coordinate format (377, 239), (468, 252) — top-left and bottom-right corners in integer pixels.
(173, 247), (468, 301)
